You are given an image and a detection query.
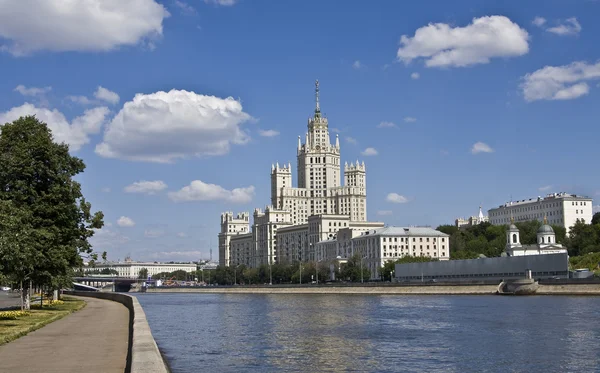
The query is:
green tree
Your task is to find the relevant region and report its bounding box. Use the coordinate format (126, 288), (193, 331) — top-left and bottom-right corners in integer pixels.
(0, 116), (104, 309)
(138, 268), (148, 279)
(339, 254), (371, 282)
(592, 212), (600, 226)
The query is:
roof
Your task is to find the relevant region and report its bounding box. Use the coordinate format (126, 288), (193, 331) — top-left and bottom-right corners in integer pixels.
(538, 224), (555, 234)
(490, 192), (592, 209)
(359, 226), (450, 238)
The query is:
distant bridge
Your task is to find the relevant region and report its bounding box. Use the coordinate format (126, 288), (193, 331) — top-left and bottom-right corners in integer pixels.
(73, 277), (138, 292)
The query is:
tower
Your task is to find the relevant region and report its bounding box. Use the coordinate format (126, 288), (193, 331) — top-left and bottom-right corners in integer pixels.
(218, 211), (250, 266)
(297, 80), (341, 205)
(537, 216), (556, 245)
(506, 218), (521, 249)
(271, 162), (292, 209)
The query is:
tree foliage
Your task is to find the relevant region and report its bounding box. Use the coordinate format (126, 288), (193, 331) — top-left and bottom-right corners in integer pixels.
(381, 256), (438, 281)
(0, 116), (104, 305)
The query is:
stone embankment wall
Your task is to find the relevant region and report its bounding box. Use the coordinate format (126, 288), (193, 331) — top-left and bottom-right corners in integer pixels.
(147, 285), (499, 295)
(65, 291), (169, 373)
(147, 283), (600, 295)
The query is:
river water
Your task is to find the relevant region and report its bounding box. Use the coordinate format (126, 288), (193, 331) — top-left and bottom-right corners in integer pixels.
(136, 293), (600, 373)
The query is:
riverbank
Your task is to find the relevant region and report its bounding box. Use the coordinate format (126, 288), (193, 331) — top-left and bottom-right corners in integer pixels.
(145, 283), (600, 295)
(0, 297), (86, 346)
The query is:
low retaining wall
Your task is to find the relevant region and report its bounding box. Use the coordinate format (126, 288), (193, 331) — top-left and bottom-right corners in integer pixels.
(147, 285), (499, 295)
(538, 284), (600, 295)
(65, 291), (169, 373)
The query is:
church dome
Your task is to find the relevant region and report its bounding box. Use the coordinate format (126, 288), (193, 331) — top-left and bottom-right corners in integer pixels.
(537, 224), (554, 234)
(509, 223), (518, 230)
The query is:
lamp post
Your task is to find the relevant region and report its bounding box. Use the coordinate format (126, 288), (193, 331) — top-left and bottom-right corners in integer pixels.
(269, 252), (273, 285)
(360, 255), (368, 284)
(299, 263), (303, 285)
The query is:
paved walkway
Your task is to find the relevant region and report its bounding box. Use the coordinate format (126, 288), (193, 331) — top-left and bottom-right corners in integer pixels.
(0, 296), (129, 373)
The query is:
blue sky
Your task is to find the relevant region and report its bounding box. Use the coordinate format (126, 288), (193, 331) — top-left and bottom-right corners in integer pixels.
(0, 0), (599, 262)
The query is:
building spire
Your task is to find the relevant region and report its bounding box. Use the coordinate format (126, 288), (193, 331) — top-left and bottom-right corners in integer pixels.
(314, 79), (320, 116)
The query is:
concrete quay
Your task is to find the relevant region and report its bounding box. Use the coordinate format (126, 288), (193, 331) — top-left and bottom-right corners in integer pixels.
(146, 283), (600, 296)
(65, 291), (170, 373)
(0, 296), (129, 373)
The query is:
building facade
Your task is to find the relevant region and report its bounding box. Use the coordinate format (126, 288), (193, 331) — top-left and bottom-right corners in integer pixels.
(488, 192), (593, 231)
(505, 217), (568, 257)
(85, 260), (197, 279)
(456, 206), (489, 229)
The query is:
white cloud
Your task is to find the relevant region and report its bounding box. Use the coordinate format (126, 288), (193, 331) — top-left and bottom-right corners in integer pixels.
(0, 0), (169, 56)
(168, 180), (255, 204)
(539, 185), (552, 192)
(117, 216), (136, 227)
(330, 128), (341, 133)
(174, 0), (197, 15)
(397, 16), (529, 68)
(124, 180), (168, 194)
(352, 60), (362, 69)
(377, 121), (396, 128)
(377, 210), (393, 216)
(593, 205), (600, 214)
(521, 61), (600, 102)
(177, 232), (188, 238)
(361, 147), (378, 156)
(101, 187), (111, 193)
(259, 129), (280, 137)
(547, 17), (581, 36)
(144, 229), (165, 238)
(471, 141), (494, 154)
(387, 193), (409, 204)
(382, 64), (391, 70)
(95, 89), (252, 163)
(94, 86), (120, 105)
(532, 17), (547, 27)
(204, 0), (237, 6)
(345, 136), (357, 144)
(411, 72), (420, 79)
(67, 95), (93, 105)
(14, 85), (51, 96)
(404, 117), (417, 123)
(0, 104), (109, 151)
(90, 228), (129, 249)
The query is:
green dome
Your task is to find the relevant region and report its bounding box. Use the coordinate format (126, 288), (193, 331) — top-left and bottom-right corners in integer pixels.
(538, 224), (554, 234)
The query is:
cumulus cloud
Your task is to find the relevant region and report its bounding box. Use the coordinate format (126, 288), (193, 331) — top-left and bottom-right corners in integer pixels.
(361, 147), (378, 156)
(404, 117), (417, 123)
(345, 137), (357, 144)
(14, 85), (51, 96)
(377, 210), (393, 216)
(387, 193), (409, 204)
(411, 72), (420, 79)
(547, 17), (581, 36)
(124, 180), (168, 194)
(94, 86), (120, 105)
(471, 141), (494, 154)
(168, 180), (255, 204)
(521, 61), (600, 101)
(0, 104), (109, 151)
(90, 228), (130, 249)
(352, 60), (362, 69)
(117, 216), (136, 227)
(377, 121), (396, 128)
(397, 15), (529, 68)
(0, 0), (169, 56)
(204, 0), (237, 6)
(539, 185), (552, 192)
(532, 17), (547, 27)
(95, 89), (252, 163)
(67, 95), (93, 105)
(259, 129), (280, 137)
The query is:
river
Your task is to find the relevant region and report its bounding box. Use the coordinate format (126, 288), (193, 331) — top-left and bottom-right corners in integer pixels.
(136, 293), (600, 373)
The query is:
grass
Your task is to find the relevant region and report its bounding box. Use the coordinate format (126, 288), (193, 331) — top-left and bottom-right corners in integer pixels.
(0, 296), (86, 346)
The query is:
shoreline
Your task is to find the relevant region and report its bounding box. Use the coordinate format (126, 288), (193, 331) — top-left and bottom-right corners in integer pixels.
(143, 283), (600, 296)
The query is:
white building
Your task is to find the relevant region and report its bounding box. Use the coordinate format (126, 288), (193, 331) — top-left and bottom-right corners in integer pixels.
(488, 192), (593, 232)
(456, 206), (489, 228)
(220, 81), (376, 268)
(505, 217), (568, 257)
(350, 227), (450, 279)
(85, 260), (197, 279)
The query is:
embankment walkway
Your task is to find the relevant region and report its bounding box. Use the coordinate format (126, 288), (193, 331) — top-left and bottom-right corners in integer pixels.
(0, 296), (129, 373)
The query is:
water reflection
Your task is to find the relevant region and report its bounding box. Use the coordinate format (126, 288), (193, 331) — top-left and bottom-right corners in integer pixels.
(136, 294), (600, 373)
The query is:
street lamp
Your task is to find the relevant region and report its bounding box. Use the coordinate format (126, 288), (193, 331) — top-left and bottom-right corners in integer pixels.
(299, 263), (303, 285)
(360, 255), (368, 284)
(269, 252), (273, 285)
